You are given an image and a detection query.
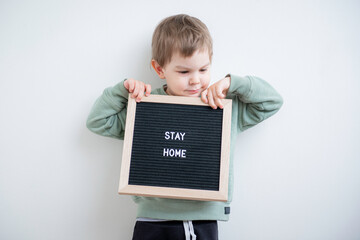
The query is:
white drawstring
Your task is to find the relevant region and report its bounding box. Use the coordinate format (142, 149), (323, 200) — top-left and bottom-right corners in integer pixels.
(183, 221), (197, 240)
(183, 221), (190, 240)
(189, 221), (197, 240)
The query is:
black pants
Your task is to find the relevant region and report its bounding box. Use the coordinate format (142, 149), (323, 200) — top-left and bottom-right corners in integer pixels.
(132, 220), (218, 240)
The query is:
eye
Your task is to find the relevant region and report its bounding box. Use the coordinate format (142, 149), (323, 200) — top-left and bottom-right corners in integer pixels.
(200, 68), (208, 72)
(178, 71), (189, 74)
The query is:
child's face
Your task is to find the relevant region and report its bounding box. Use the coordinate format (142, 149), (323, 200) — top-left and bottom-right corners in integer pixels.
(154, 50), (211, 97)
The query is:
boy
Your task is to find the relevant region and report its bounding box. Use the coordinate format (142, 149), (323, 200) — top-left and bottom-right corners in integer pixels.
(87, 14), (283, 240)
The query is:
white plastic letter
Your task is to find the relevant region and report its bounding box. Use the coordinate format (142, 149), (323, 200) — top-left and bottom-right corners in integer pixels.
(181, 150), (186, 158)
(180, 132), (185, 141)
(163, 148), (169, 157)
(175, 149), (181, 157)
(170, 132), (175, 140)
(174, 132), (180, 141)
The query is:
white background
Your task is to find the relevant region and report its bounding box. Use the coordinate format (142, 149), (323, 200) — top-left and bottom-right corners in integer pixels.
(1, 0), (359, 239)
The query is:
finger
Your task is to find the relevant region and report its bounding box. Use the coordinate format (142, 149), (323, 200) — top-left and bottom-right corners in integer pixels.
(211, 88), (223, 109)
(214, 95), (223, 109)
(124, 80), (129, 90)
(128, 79), (135, 93)
(201, 89), (208, 104)
(145, 84), (151, 96)
(136, 85), (145, 102)
(216, 85), (226, 99)
(132, 81), (140, 98)
(212, 87), (224, 109)
(207, 89), (217, 109)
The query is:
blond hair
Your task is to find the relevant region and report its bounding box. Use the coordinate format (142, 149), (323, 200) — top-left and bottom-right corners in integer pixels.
(151, 14), (213, 67)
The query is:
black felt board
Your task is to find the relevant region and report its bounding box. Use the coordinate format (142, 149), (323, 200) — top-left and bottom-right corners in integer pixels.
(128, 102), (223, 191)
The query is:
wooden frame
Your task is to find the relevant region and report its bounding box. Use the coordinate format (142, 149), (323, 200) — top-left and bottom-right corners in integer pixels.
(118, 95), (232, 202)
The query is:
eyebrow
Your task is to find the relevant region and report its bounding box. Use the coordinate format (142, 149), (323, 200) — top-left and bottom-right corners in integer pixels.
(175, 63), (210, 69)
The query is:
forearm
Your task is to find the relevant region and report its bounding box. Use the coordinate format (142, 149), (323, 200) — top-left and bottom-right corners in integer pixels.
(226, 74), (283, 131)
(86, 80), (129, 139)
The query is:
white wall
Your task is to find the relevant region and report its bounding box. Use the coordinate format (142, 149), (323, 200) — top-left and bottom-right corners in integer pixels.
(1, 0), (359, 239)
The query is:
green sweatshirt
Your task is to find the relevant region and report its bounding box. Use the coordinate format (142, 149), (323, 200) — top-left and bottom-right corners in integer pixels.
(86, 74), (283, 221)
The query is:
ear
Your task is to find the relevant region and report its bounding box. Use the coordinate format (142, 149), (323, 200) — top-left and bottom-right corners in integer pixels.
(151, 59), (166, 79)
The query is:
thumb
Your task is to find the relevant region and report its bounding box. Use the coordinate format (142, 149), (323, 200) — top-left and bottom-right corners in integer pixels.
(123, 79), (129, 90)
(201, 89), (208, 104)
(216, 85), (226, 99)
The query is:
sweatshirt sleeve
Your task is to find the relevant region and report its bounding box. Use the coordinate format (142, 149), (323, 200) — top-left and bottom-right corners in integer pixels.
(226, 74), (283, 132)
(86, 80), (129, 140)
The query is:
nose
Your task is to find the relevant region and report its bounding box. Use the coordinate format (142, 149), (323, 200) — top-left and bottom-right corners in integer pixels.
(189, 73), (200, 85)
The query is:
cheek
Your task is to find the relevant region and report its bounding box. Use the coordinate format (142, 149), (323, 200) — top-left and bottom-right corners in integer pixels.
(168, 77), (186, 92)
(202, 75), (211, 86)
(176, 77), (188, 88)
(179, 81), (188, 90)
(202, 82), (210, 89)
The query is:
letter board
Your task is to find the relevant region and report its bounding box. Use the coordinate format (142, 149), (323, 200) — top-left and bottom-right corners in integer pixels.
(118, 95), (232, 202)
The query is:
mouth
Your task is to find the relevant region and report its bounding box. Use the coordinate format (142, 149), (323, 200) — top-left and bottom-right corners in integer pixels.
(186, 89), (200, 94)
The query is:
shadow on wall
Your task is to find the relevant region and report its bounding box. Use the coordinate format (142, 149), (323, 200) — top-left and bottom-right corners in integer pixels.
(78, 120), (137, 239)
(76, 41), (162, 238)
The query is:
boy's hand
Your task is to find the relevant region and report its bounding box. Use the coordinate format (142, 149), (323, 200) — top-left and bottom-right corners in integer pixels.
(124, 78), (152, 102)
(201, 76), (231, 109)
